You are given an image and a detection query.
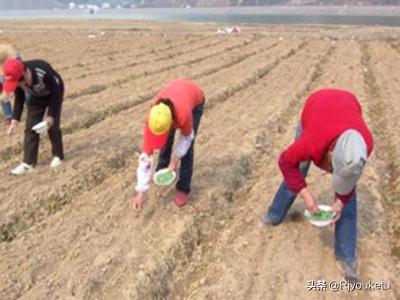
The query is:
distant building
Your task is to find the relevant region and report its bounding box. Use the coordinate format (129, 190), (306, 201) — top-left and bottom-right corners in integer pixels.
(68, 2), (76, 9)
(87, 4), (100, 13)
(0, 0), (59, 9)
(101, 3), (112, 8)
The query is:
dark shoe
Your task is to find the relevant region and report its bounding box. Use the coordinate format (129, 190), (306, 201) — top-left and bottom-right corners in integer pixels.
(336, 260), (359, 283)
(175, 191), (189, 207)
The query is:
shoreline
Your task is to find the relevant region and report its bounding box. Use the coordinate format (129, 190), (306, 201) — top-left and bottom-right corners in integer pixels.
(1, 6), (400, 27)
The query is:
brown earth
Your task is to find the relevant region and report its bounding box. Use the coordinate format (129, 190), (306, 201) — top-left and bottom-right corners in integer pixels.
(0, 20), (399, 299)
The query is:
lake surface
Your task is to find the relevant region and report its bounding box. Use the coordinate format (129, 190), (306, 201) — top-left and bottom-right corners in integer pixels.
(1, 6), (400, 27)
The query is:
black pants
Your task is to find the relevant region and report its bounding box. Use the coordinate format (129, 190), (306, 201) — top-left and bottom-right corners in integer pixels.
(156, 102), (204, 193)
(23, 101), (64, 166)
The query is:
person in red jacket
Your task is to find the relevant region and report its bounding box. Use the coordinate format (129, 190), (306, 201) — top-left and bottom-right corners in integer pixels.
(261, 89), (373, 283)
(133, 79), (204, 210)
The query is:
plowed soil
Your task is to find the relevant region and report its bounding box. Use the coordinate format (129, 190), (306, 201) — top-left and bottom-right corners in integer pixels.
(0, 20), (399, 300)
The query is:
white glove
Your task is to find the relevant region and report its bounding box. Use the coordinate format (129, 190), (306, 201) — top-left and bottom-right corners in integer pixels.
(135, 153), (153, 192)
(175, 129), (195, 158)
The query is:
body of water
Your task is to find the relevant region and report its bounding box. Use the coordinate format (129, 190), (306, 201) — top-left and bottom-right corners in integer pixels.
(0, 6), (400, 27)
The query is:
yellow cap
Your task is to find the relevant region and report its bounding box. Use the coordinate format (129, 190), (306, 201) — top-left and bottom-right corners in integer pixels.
(149, 103), (172, 135)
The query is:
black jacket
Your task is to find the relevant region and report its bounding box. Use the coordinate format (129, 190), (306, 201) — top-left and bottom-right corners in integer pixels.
(13, 60), (64, 121)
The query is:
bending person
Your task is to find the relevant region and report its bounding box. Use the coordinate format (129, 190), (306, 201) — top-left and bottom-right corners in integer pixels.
(133, 79), (205, 210)
(261, 89), (373, 283)
(3, 58), (65, 175)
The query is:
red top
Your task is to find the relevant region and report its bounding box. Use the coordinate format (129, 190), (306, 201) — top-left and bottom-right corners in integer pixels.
(279, 89), (373, 203)
(142, 79), (204, 154)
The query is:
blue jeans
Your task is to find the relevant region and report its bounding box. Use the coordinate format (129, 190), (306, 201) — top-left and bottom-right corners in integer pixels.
(263, 124), (357, 265)
(1, 99), (12, 119)
(0, 75), (12, 119)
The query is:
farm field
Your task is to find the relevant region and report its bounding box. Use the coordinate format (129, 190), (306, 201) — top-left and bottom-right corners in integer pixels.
(0, 20), (399, 299)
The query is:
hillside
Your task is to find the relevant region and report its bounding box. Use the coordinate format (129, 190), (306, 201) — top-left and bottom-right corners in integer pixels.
(0, 0), (399, 9)
(0, 0), (58, 10)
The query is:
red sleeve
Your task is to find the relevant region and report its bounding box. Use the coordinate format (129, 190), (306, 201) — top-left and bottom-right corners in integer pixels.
(141, 140), (153, 155)
(336, 188), (355, 205)
(278, 136), (311, 194)
(141, 122), (154, 155)
(181, 113), (193, 136)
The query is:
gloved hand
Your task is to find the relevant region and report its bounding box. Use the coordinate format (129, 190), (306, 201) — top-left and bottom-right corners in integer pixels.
(135, 153), (153, 193)
(175, 129), (195, 158)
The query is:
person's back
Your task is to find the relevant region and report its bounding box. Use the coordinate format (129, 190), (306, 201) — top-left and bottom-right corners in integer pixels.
(20, 59), (62, 98)
(302, 89), (362, 128)
(153, 79), (204, 113)
(298, 88), (373, 167)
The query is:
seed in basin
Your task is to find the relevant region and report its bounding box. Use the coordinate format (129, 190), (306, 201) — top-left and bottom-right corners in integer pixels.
(304, 204), (336, 227)
(154, 169), (176, 186)
(308, 210), (335, 221)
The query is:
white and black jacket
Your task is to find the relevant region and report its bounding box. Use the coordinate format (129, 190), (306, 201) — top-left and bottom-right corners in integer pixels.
(13, 59), (64, 121)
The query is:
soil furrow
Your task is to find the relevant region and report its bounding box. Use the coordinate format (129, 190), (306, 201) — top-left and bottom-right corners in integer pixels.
(0, 37), (277, 164)
(169, 41), (335, 300)
(0, 40), (304, 243)
(360, 43), (399, 206)
(171, 41), (398, 300)
(0, 39), (321, 300)
(1, 24), (399, 300)
(59, 36), (209, 81)
(360, 41), (400, 296)
(65, 37), (230, 99)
